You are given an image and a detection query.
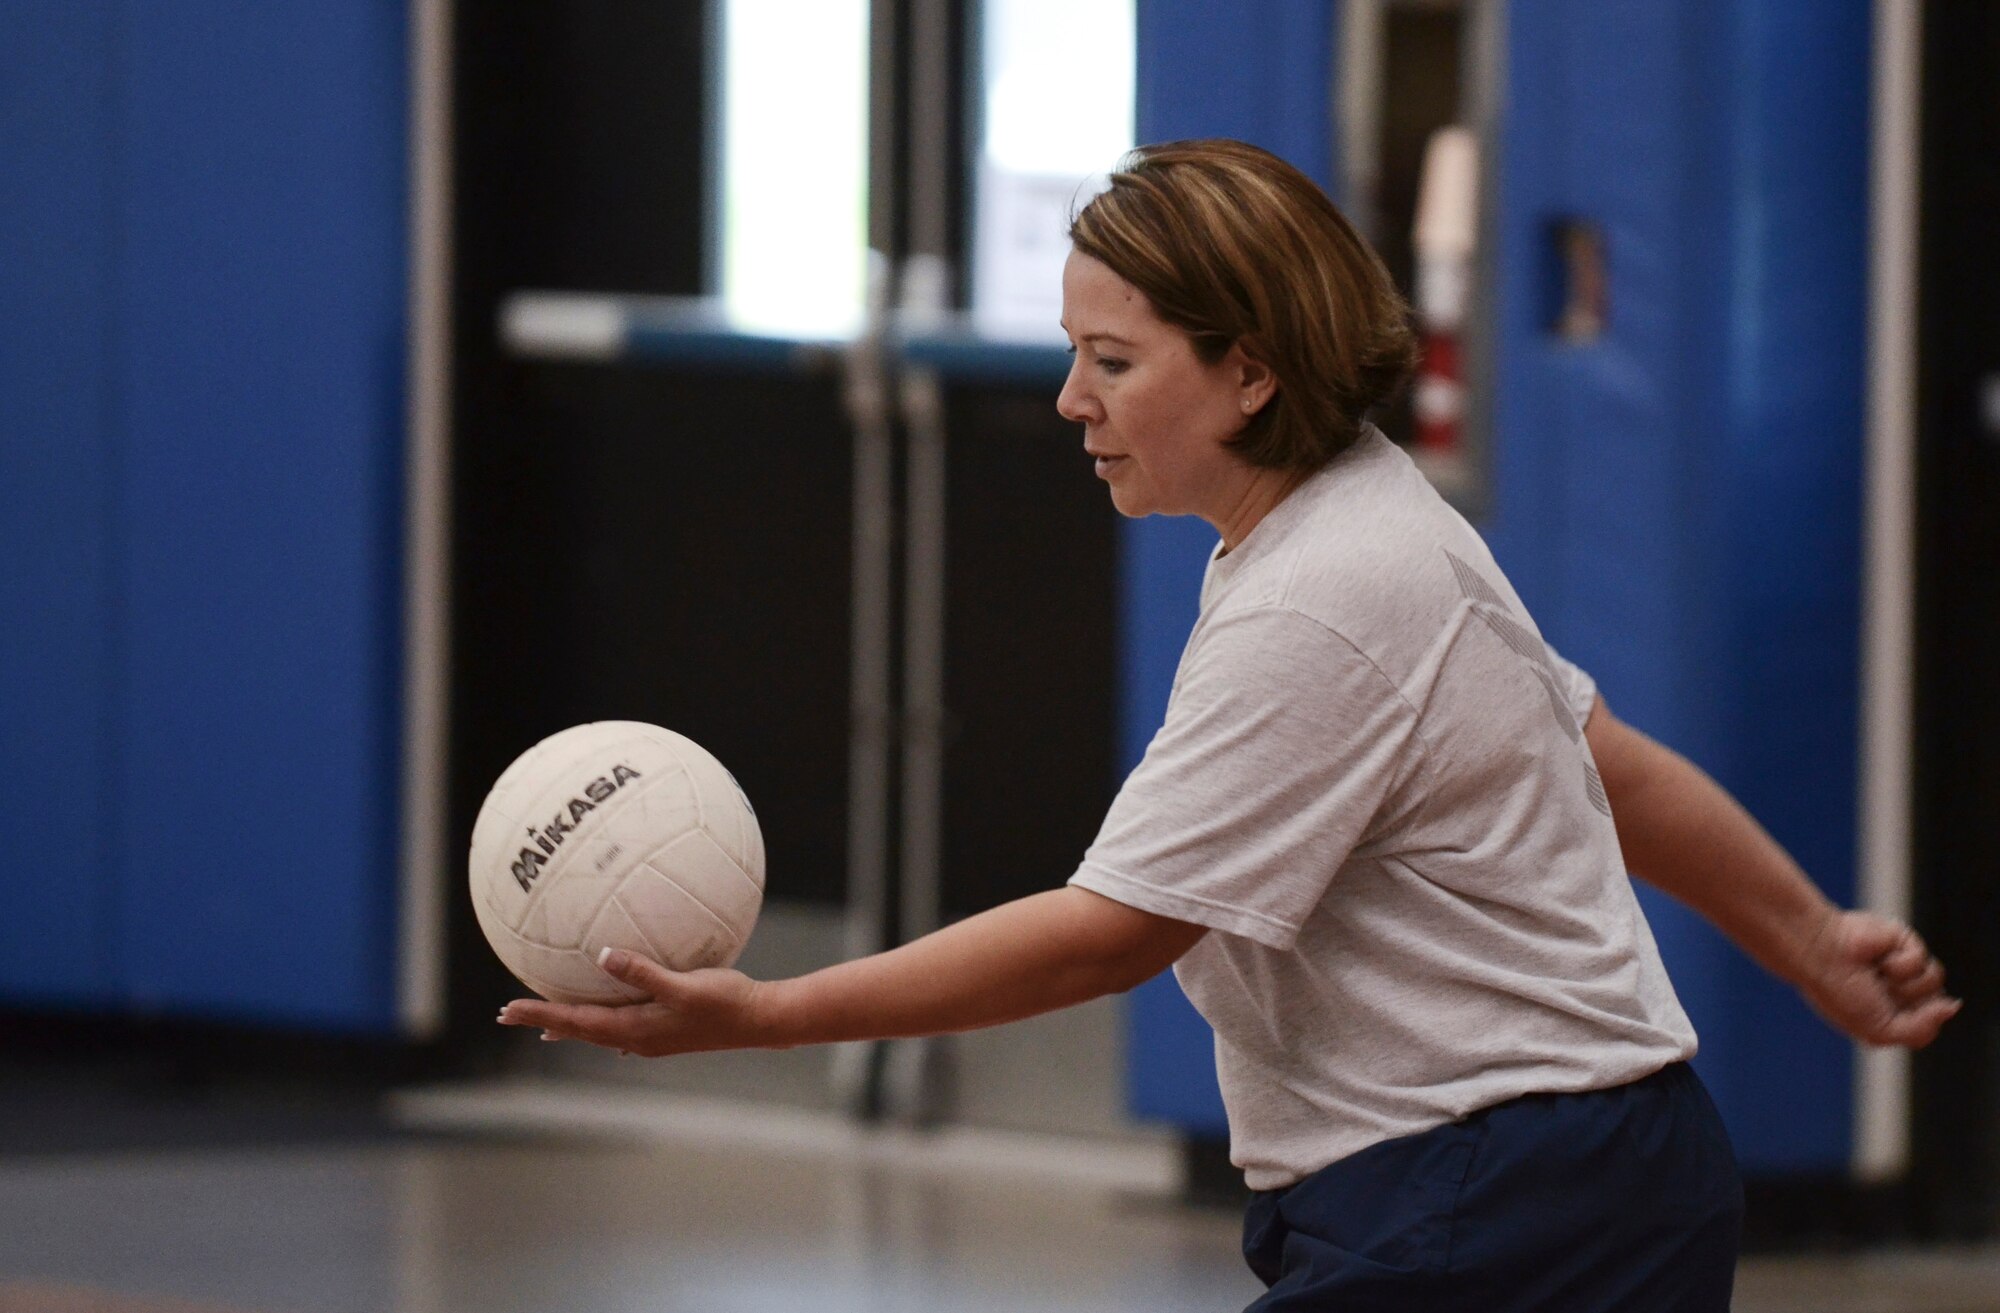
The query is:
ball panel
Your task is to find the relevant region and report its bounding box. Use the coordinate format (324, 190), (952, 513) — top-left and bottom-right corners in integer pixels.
(521, 837), (632, 951)
(587, 889), (671, 966)
(470, 875), (514, 978)
(482, 727), (657, 827)
(485, 907), (646, 1005)
(601, 871), (742, 972)
(475, 747), (695, 938)
(744, 811), (766, 889)
(485, 722), (683, 824)
(621, 875), (743, 973)
(591, 769), (703, 857)
(467, 798), (523, 879)
(641, 828), (763, 944)
(653, 728), (766, 887)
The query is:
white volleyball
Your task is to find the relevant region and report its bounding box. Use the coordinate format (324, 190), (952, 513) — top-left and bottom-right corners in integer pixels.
(469, 721), (765, 1004)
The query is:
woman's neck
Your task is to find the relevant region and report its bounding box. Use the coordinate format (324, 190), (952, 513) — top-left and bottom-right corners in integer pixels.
(1210, 464), (1310, 555)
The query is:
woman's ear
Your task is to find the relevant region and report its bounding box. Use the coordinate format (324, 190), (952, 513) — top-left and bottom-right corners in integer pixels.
(1229, 344), (1279, 416)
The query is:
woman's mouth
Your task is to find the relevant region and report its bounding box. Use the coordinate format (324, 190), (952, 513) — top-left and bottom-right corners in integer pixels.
(1089, 452), (1127, 478)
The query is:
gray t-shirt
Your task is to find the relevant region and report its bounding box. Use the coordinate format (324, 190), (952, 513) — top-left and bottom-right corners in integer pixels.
(1070, 428), (1697, 1191)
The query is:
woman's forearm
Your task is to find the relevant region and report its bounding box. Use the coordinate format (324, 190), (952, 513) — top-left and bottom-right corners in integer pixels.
(502, 885), (1204, 1059)
(756, 886), (1205, 1048)
(1586, 702), (1837, 986)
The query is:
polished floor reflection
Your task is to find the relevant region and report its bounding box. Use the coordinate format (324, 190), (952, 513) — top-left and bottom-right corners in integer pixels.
(4, 1110), (1999, 1313)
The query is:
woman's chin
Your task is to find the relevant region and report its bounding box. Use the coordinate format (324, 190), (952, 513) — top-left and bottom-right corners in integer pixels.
(1106, 488), (1152, 519)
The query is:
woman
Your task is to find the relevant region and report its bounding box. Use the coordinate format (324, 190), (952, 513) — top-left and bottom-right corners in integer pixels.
(501, 140), (1957, 1310)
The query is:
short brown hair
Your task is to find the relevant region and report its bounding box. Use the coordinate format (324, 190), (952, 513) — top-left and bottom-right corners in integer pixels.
(1068, 139), (1416, 471)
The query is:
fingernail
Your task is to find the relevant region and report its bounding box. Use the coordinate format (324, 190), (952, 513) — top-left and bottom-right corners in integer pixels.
(598, 946), (626, 973)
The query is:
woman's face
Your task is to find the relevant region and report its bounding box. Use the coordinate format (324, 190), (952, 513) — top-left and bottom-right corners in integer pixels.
(1057, 250), (1271, 524)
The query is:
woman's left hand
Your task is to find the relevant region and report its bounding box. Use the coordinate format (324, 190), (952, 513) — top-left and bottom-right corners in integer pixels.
(497, 949), (771, 1058)
(1796, 910), (1961, 1049)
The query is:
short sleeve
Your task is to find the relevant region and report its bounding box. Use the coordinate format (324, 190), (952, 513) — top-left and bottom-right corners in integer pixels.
(1545, 645), (1600, 731)
(1069, 605), (1423, 950)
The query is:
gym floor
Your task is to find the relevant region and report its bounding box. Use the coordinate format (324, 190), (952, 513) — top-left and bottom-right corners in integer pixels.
(3, 1077), (1996, 1313)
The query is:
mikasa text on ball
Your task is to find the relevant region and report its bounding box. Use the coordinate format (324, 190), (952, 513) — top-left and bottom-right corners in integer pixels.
(469, 721), (765, 1004)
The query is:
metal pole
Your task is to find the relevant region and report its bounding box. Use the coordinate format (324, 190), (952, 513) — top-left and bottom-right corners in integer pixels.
(886, 270), (952, 1125)
(829, 0), (907, 1118)
(1855, 0), (1922, 1185)
(1336, 0), (1385, 240)
(1457, 0), (1507, 519)
(397, 0), (454, 1040)
(880, 0), (957, 1126)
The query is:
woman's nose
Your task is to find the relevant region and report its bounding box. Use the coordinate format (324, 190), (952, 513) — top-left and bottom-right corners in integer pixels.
(1056, 362), (1091, 423)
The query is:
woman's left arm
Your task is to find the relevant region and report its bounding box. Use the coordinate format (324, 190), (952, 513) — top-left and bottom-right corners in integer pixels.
(1585, 696), (1960, 1049)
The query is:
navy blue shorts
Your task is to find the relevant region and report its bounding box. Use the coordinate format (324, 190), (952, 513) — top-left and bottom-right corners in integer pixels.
(1240, 1063), (1743, 1312)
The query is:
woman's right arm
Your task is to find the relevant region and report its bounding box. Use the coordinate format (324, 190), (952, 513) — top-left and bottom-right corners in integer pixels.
(499, 885), (1206, 1057)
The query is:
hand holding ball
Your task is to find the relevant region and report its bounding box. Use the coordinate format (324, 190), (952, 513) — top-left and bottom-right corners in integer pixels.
(469, 721), (764, 1004)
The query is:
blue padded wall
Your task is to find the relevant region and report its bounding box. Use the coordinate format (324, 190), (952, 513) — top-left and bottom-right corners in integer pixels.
(110, 2), (409, 1031)
(1122, 0), (1869, 1173)
(0, 2), (409, 1033)
(1486, 0), (1868, 1173)
(0, 6), (122, 1007)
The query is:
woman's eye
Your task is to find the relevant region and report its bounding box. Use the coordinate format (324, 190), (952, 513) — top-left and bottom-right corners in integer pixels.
(1098, 357), (1128, 375)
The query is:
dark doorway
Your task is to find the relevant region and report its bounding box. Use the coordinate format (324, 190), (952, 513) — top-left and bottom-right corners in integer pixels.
(445, 3), (855, 1046)
(1909, 0), (2000, 1240)
(440, 1), (1120, 1053)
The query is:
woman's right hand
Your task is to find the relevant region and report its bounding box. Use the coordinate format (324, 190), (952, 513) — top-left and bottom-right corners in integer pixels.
(497, 948), (775, 1057)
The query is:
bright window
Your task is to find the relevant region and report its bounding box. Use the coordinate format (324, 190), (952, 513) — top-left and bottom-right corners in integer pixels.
(973, 0), (1136, 337)
(719, 0), (870, 334)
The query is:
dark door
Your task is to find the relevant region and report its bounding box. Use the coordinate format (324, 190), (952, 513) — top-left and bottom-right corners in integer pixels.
(1910, 0), (2000, 1240)
(442, 2), (1120, 1051)
(446, 4), (856, 1046)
